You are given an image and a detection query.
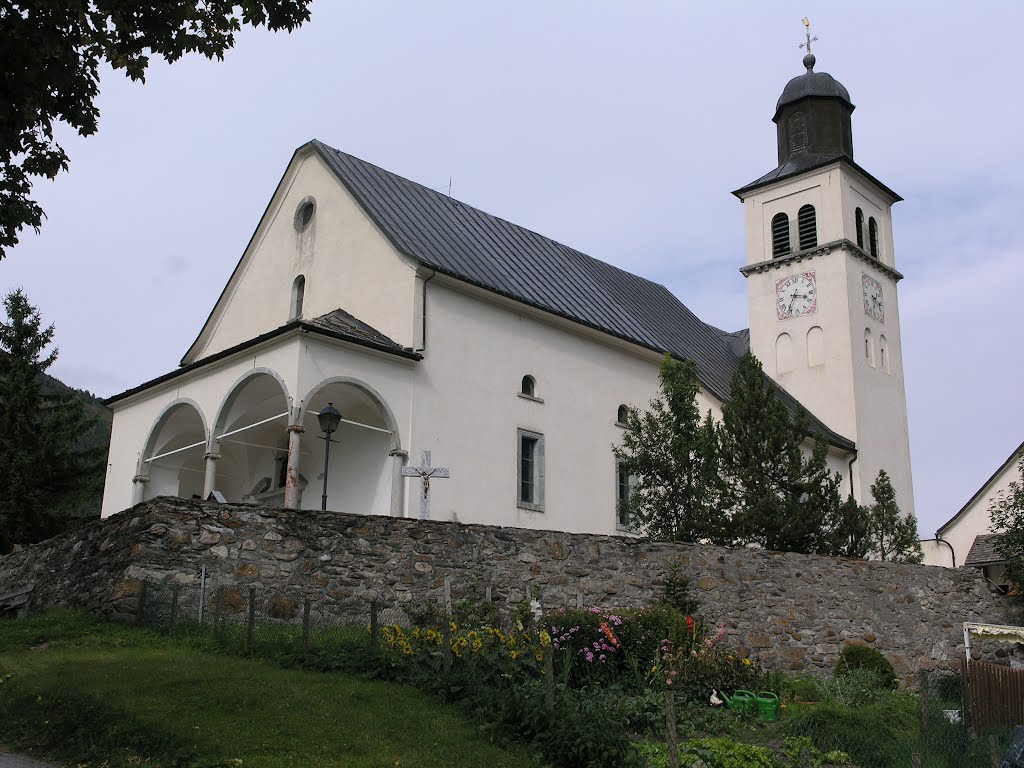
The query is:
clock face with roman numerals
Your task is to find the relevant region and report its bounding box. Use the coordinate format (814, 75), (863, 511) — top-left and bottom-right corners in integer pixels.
(863, 274), (884, 322)
(776, 272), (817, 319)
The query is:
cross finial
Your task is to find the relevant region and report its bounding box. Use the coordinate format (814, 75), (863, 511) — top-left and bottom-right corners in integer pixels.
(799, 17), (818, 55)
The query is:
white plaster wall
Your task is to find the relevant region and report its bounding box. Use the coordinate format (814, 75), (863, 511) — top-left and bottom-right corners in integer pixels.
(922, 448), (1023, 567)
(188, 149), (419, 362)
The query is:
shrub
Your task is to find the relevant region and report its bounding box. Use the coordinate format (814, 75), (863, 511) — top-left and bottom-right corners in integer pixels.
(818, 668), (895, 707)
(782, 695), (918, 768)
(638, 737), (776, 768)
(834, 644), (897, 689)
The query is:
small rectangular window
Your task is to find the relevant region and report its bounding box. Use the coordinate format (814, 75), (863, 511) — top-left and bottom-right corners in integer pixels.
(517, 429), (544, 511)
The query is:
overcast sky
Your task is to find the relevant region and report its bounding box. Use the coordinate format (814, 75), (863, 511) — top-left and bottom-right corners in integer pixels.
(3, 1), (1022, 537)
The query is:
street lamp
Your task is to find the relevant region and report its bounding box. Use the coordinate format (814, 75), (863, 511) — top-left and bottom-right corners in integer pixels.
(317, 402), (342, 511)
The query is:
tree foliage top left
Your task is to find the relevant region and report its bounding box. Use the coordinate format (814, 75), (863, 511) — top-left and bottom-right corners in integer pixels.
(0, 0), (313, 256)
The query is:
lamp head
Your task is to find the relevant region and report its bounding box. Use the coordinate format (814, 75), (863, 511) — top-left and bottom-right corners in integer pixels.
(317, 402), (342, 435)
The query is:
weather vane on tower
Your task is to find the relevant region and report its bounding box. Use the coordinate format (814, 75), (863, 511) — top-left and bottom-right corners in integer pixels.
(800, 17), (818, 54)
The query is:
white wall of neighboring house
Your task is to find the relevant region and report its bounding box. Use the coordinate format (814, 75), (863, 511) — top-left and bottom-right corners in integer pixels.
(921, 443), (1023, 568)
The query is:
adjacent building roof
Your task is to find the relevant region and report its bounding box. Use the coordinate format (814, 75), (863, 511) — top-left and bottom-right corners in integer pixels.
(937, 439), (1024, 535)
(964, 533), (1007, 568)
(310, 141), (855, 452)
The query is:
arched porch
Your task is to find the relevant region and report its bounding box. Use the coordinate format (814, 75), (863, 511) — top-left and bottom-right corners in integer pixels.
(139, 400), (208, 502)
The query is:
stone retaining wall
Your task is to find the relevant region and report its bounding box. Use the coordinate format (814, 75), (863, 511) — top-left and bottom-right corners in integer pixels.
(1, 497), (1020, 684)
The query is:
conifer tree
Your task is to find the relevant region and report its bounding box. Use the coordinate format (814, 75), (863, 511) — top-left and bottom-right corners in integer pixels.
(863, 470), (923, 563)
(719, 352), (841, 553)
(989, 456), (1024, 592)
(825, 494), (871, 559)
(614, 355), (728, 543)
(0, 289), (95, 552)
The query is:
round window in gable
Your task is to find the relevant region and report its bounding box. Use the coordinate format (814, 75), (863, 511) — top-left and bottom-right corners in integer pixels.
(294, 197), (316, 232)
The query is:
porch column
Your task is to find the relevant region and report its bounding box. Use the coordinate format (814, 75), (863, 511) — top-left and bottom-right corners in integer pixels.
(284, 424), (305, 510)
(131, 474), (149, 505)
(202, 452), (220, 499)
(389, 448), (409, 517)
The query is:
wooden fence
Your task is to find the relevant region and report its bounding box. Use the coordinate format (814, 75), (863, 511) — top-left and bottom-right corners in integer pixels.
(963, 658), (1024, 731)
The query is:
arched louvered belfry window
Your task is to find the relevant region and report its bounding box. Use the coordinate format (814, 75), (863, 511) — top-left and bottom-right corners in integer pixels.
(798, 204), (817, 250)
(868, 217), (879, 258)
(771, 213), (791, 259)
(788, 112), (808, 155)
(855, 208), (865, 249)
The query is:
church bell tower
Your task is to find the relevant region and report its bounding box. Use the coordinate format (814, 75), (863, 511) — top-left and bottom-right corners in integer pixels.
(733, 41), (916, 518)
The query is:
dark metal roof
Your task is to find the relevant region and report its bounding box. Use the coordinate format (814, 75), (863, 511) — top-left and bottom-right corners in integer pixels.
(776, 68), (853, 116)
(964, 534), (1007, 567)
(306, 308), (405, 351)
(732, 154), (903, 202)
(311, 141), (854, 452)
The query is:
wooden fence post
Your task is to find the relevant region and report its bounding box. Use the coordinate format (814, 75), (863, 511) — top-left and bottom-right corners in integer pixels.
(246, 587), (256, 650)
(302, 598), (311, 652)
(543, 646), (555, 712)
(444, 576), (453, 616)
(485, 585), (492, 603)
(442, 620), (452, 670)
(369, 601), (379, 648)
(135, 581), (147, 626)
(989, 735), (1000, 768)
(213, 587), (223, 640)
(170, 585), (179, 629)
(665, 689), (680, 768)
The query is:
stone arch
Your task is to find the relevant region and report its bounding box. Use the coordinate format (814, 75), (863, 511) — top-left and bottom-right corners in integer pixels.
(301, 376), (402, 451)
(139, 399), (208, 501)
(210, 368), (292, 503)
(299, 376), (402, 517)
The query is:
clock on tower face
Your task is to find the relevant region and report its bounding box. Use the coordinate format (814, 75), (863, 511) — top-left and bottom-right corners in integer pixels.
(776, 272), (817, 320)
(862, 274), (884, 322)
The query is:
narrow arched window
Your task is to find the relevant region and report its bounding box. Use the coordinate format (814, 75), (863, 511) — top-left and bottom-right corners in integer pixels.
(521, 375), (536, 397)
(855, 208), (864, 249)
(616, 404), (629, 425)
(789, 112), (808, 155)
(868, 218), (879, 258)
(776, 332), (794, 374)
(290, 275), (305, 320)
(771, 213), (791, 259)
(807, 326), (824, 367)
(879, 335), (889, 374)
(865, 328), (875, 368)
(798, 205), (817, 251)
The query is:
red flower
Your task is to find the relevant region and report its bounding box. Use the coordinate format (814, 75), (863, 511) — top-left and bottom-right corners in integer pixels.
(686, 614), (695, 635)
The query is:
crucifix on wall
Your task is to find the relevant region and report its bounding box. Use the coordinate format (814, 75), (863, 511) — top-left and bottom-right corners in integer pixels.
(401, 450), (450, 520)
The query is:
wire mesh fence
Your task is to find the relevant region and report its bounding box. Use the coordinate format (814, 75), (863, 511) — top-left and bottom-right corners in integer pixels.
(135, 577), (410, 658)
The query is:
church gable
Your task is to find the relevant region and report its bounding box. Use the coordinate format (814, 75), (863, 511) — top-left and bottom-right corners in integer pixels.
(182, 146), (420, 365)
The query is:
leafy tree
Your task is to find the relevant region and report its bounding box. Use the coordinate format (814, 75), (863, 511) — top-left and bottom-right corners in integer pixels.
(719, 352), (842, 553)
(0, 289), (97, 552)
(614, 355), (728, 543)
(863, 470), (922, 563)
(1, 1), (312, 256)
(989, 455), (1024, 591)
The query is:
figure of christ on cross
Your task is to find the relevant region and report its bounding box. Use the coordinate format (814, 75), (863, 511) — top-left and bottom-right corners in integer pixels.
(401, 450), (450, 520)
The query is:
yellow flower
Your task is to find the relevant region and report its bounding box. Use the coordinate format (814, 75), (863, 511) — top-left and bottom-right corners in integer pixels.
(539, 630), (552, 648)
(742, 657), (752, 667)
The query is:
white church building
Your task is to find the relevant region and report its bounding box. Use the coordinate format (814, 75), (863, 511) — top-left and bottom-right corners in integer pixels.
(101, 51), (915, 535)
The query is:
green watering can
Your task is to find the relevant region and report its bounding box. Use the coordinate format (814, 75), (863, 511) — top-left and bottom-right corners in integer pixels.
(719, 689), (756, 713)
(755, 691), (780, 722)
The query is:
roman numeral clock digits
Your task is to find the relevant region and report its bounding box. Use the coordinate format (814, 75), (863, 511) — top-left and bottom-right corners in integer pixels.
(775, 272), (817, 319)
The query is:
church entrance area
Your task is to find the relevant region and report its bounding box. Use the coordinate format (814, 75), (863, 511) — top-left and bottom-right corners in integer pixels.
(300, 379), (398, 516)
(141, 401), (206, 501)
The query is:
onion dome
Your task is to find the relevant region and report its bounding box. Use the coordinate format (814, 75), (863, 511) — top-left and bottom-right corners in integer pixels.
(773, 53), (856, 165)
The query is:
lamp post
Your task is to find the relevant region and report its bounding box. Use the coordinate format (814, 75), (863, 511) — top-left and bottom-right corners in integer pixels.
(317, 402), (342, 511)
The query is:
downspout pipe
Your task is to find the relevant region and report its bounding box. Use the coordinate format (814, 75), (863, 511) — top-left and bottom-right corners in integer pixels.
(416, 270), (437, 352)
(847, 449), (858, 502)
(933, 535), (956, 568)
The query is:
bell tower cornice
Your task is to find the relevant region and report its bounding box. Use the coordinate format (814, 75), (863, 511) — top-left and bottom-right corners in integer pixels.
(740, 238), (905, 283)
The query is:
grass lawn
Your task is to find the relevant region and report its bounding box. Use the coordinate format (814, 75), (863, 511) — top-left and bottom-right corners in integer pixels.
(0, 611), (539, 768)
